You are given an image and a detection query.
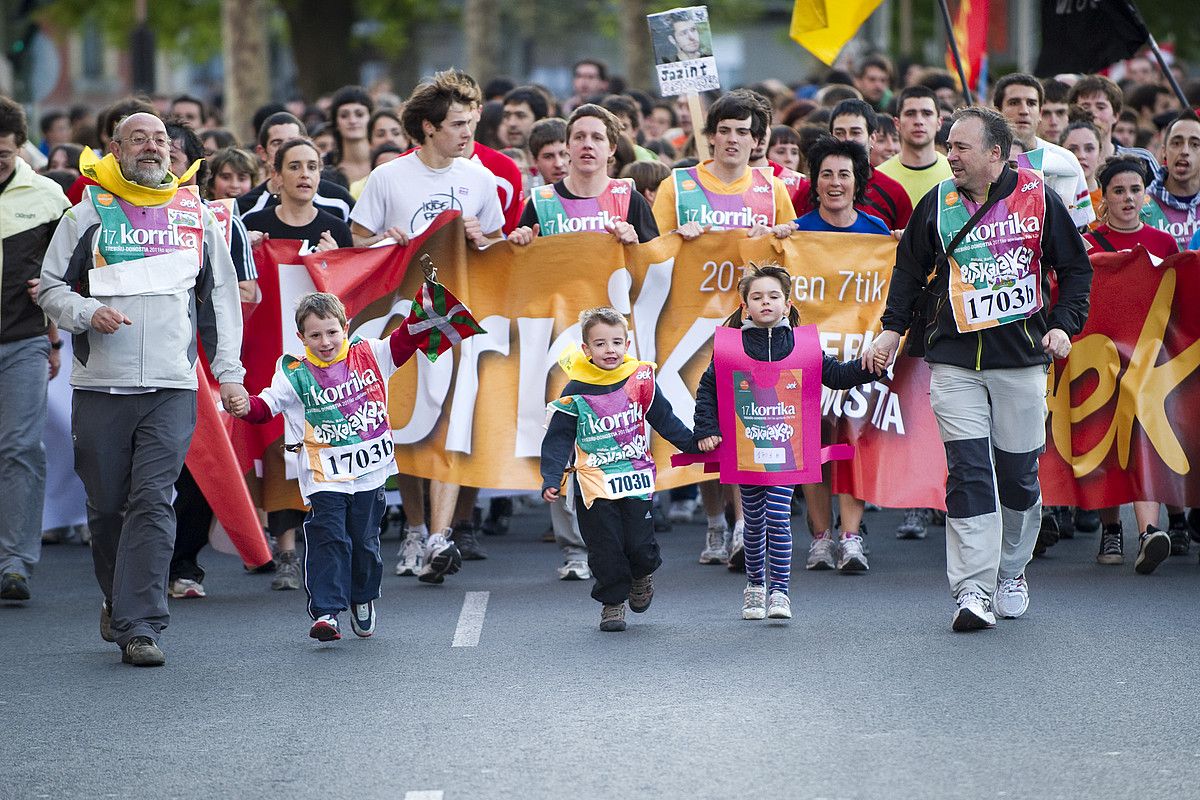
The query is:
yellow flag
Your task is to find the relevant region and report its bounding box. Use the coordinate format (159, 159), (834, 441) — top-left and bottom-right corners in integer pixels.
(790, 0), (885, 66)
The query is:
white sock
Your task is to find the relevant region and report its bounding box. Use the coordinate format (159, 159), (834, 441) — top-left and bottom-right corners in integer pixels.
(707, 514), (726, 530)
(407, 523), (429, 539)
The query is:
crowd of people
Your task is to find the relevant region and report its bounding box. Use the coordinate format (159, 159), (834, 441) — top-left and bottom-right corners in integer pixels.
(1, 46), (1199, 660)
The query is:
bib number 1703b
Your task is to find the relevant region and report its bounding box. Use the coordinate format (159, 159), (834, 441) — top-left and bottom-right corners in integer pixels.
(604, 469), (654, 498)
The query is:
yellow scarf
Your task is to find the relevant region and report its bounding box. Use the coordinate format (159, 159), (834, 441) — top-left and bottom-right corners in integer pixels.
(557, 346), (654, 386)
(79, 148), (201, 207)
(305, 339), (350, 368)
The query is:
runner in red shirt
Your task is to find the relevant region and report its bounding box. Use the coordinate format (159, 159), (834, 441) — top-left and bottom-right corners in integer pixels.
(1083, 157), (1180, 260)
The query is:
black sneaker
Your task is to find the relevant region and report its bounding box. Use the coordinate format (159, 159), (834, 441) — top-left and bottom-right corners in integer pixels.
(1074, 508), (1101, 534)
(1096, 523), (1124, 565)
(1034, 511), (1059, 557)
(451, 521), (488, 560)
(0, 572), (30, 601)
(1188, 508), (1200, 544)
(1051, 506), (1075, 539)
(121, 636), (165, 667)
(1135, 525), (1170, 575)
(1167, 516), (1191, 556)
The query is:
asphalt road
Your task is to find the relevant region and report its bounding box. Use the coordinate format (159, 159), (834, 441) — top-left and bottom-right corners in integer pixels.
(3, 503), (1199, 800)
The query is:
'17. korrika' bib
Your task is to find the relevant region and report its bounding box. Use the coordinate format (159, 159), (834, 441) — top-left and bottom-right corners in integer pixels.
(673, 165), (776, 230)
(88, 184), (205, 267)
(282, 337), (394, 484)
(550, 365), (657, 508)
(937, 168), (1046, 333)
(531, 178), (633, 236)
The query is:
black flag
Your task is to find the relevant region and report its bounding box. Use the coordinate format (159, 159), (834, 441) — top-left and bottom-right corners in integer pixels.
(1035, 0), (1149, 76)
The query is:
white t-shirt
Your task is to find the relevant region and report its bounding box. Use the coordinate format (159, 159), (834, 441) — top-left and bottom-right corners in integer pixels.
(1035, 137), (1096, 229)
(350, 152), (504, 238)
(259, 338), (400, 503)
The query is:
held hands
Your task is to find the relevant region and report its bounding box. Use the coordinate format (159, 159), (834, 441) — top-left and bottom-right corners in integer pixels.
(1042, 328), (1072, 359)
(220, 383), (250, 417)
(862, 330), (901, 375)
(90, 306), (132, 334)
(697, 435), (722, 452)
(542, 486), (560, 503)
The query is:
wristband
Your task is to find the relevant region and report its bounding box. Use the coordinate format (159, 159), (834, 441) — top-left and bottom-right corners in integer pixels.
(50, 340), (64, 350)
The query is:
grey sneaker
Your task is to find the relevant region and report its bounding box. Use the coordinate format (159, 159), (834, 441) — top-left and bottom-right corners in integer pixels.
(451, 521), (488, 560)
(350, 601), (376, 638)
(726, 519), (745, 572)
(600, 602), (626, 632)
(122, 636), (165, 667)
(994, 574), (1030, 619)
(628, 574), (654, 613)
(557, 560), (592, 581)
(271, 551), (301, 591)
(767, 590), (792, 619)
(742, 583), (767, 620)
(100, 600), (115, 643)
(806, 534), (837, 570)
(395, 529), (425, 576)
(952, 591), (996, 632)
(896, 508), (928, 539)
(699, 524), (730, 564)
(837, 534), (869, 572)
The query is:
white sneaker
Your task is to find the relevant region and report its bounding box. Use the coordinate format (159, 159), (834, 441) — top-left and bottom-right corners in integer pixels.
(952, 591), (997, 632)
(394, 528), (425, 576)
(742, 583), (766, 620)
(805, 534), (837, 570)
(418, 531), (462, 584)
(349, 601), (376, 637)
(557, 560), (592, 580)
(168, 578), (205, 599)
(767, 591), (792, 619)
(726, 519), (745, 569)
(994, 574), (1030, 619)
(837, 533), (869, 572)
(699, 524), (730, 564)
(668, 498), (698, 523)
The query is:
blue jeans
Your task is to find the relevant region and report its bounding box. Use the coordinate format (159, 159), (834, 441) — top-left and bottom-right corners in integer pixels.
(0, 337), (50, 578)
(301, 487), (385, 619)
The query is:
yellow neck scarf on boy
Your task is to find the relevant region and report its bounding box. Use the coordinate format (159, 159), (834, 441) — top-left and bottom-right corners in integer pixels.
(557, 346), (654, 386)
(305, 339), (350, 368)
(79, 148), (201, 207)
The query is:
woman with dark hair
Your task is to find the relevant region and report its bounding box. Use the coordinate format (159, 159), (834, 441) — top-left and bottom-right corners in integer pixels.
(793, 136), (889, 234)
(45, 143), (84, 177)
(475, 100), (505, 150)
(326, 85), (374, 186)
(244, 138), (352, 254)
(368, 108), (407, 150)
(767, 125), (802, 173)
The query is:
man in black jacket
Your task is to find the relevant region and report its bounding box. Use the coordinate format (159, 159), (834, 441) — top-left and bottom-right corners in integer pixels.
(863, 107), (1092, 632)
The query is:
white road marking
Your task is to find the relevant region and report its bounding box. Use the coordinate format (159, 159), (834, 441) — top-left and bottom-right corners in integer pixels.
(452, 590), (489, 647)
(404, 792), (444, 800)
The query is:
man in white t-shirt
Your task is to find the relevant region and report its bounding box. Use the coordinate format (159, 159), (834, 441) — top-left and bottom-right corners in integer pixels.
(351, 72), (503, 249)
(350, 70), (504, 582)
(993, 74), (1095, 230)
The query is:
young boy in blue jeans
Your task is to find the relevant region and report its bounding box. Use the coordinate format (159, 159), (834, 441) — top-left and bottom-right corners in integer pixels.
(231, 292), (461, 641)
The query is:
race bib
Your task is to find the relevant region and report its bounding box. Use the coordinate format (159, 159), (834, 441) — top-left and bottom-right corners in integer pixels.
(955, 270), (1040, 328)
(601, 468), (655, 499)
(309, 436), (395, 483)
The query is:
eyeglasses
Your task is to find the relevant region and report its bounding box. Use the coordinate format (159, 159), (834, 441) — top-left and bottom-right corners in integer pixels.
(117, 133), (171, 148)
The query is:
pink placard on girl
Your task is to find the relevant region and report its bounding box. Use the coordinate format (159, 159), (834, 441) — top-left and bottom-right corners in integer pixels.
(673, 324), (852, 485)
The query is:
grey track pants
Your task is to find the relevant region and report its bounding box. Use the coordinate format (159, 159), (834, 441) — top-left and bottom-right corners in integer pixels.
(928, 363), (1047, 600)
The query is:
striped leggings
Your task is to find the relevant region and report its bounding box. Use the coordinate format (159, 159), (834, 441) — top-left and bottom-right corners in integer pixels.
(740, 485), (794, 595)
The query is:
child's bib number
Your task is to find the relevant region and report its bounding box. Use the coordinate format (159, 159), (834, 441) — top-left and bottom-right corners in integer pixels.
(961, 273), (1040, 327)
(315, 436), (395, 481)
(604, 469), (654, 498)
